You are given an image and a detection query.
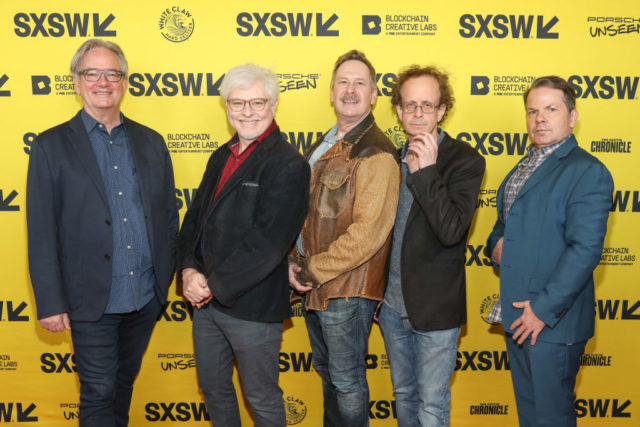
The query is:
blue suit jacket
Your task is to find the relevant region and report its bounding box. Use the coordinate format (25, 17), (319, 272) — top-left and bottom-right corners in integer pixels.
(27, 111), (179, 322)
(487, 135), (613, 344)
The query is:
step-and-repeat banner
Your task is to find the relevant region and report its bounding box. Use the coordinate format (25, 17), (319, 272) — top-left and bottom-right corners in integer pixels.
(1, 0), (638, 425)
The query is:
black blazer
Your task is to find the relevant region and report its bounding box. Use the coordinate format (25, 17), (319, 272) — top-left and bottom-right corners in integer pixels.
(400, 131), (485, 330)
(177, 127), (310, 323)
(27, 111), (179, 322)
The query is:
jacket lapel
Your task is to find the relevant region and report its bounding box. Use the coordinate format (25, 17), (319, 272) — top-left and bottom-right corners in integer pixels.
(513, 136), (577, 202)
(67, 112), (109, 206)
(125, 116), (154, 216)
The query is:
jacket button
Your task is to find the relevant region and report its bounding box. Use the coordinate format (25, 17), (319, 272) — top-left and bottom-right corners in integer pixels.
(105, 219), (111, 225)
(104, 254), (111, 260)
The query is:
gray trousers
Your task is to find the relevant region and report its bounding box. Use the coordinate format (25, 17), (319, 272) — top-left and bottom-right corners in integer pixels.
(193, 304), (285, 427)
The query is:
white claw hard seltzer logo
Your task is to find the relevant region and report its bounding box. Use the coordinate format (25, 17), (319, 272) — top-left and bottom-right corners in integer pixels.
(159, 6), (194, 42)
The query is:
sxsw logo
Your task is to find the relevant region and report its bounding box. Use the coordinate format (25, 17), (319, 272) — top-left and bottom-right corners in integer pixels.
(157, 300), (193, 322)
(574, 398), (631, 418)
(40, 353), (76, 373)
(597, 299), (640, 320)
(471, 76), (490, 95)
(362, 15), (382, 35)
(455, 350), (510, 371)
(14, 13), (116, 37)
(459, 14), (558, 39)
(0, 190), (20, 212)
(611, 190), (640, 212)
(281, 131), (323, 152)
(175, 188), (197, 211)
(279, 352), (313, 372)
(236, 12), (339, 37)
(369, 400), (397, 420)
(568, 75), (639, 100)
(0, 74), (10, 97)
(376, 72), (396, 97)
(0, 403), (38, 422)
(465, 244), (493, 267)
(31, 76), (51, 95)
(456, 132), (528, 156)
(0, 301), (28, 320)
(128, 73), (224, 97)
(145, 402), (210, 422)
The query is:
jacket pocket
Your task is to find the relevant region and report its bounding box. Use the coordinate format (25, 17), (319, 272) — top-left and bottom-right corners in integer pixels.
(318, 168), (349, 218)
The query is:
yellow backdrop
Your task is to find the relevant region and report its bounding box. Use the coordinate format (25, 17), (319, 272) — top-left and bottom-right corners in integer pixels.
(1, 0), (638, 425)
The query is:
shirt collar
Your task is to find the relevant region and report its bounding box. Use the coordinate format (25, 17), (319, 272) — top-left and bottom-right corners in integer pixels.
(526, 133), (572, 158)
(80, 109), (125, 134)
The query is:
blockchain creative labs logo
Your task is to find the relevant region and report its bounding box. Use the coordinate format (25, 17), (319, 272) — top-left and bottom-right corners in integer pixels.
(384, 125), (406, 149)
(159, 6), (194, 42)
(580, 353), (613, 367)
(599, 247), (636, 266)
(59, 403), (80, 422)
(284, 396), (307, 425)
(157, 353), (196, 372)
(31, 74), (75, 96)
(362, 14), (437, 37)
(471, 74), (535, 96)
(587, 16), (640, 38)
(277, 73), (321, 93)
(166, 132), (218, 154)
(591, 137), (632, 153)
(0, 354), (18, 371)
(479, 293), (500, 324)
(469, 402), (509, 415)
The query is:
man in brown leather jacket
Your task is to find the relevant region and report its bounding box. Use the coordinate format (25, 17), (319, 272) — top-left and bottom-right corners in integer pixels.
(289, 49), (399, 427)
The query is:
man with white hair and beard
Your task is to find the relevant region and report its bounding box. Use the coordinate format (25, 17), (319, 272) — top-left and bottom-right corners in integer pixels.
(288, 49), (399, 426)
(178, 63), (310, 427)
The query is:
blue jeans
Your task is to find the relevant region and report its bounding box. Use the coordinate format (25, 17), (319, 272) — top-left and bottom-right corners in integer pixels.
(70, 298), (162, 427)
(193, 304), (285, 427)
(304, 297), (377, 427)
(378, 303), (460, 427)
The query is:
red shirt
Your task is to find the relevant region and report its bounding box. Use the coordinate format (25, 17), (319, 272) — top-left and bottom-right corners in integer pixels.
(213, 120), (278, 200)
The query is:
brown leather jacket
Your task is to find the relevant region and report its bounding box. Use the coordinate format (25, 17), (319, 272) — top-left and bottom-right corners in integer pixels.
(296, 113), (400, 310)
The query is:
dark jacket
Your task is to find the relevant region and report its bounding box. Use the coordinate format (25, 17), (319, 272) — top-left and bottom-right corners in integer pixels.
(401, 131), (485, 330)
(177, 126), (310, 322)
(27, 111), (179, 321)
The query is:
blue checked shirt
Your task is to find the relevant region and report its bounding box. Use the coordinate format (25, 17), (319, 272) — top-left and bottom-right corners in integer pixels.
(488, 135), (571, 323)
(82, 110), (156, 313)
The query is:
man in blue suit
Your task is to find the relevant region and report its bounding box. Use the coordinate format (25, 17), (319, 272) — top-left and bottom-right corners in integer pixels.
(27, 39), (178, 426)
(487, 76), (613, 426)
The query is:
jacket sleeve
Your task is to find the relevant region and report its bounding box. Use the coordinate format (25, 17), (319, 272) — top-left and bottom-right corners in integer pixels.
(406, 150), (485, 247)
(163, 142), (180, 280)
(26, 139), (68, 319)
(531, 162), (613, 328)
(176, 151), (221, 273)
(210, 159), (311, 306)
(306, 153), (400, 285)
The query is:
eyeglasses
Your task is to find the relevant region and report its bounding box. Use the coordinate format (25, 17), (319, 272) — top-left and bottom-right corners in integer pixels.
(79, 69), (125, 82)
(401, 101), (439, 114)
(227, 98), (270, 112)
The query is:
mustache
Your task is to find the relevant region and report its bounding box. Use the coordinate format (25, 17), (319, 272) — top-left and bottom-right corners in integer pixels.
(340, 94), (360, 103)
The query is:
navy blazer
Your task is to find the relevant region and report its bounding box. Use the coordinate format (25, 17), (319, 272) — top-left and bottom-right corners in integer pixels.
(487, 136), (613, 344)
(177, 127), (310, 323)
(27, 111), (179, 322)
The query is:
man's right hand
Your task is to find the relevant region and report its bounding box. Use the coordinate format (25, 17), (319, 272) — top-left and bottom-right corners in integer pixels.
(492, 237), (504, 265)
(182, 267), (213, 308)
(289, 263), (312, 294)
(40, 313), (71, 333)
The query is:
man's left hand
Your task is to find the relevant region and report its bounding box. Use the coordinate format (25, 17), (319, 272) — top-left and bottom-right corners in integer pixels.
(406, 132), (438, 173)
(509, 300), (546, 345)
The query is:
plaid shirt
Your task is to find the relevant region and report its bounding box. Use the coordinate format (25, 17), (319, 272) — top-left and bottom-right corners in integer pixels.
(488, 136), (570, 323)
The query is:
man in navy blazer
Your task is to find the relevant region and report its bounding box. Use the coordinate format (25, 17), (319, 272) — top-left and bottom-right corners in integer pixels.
(487, 76), (613, 426)
(27, 39), (178, 426)
(177, 63), (310, 426)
